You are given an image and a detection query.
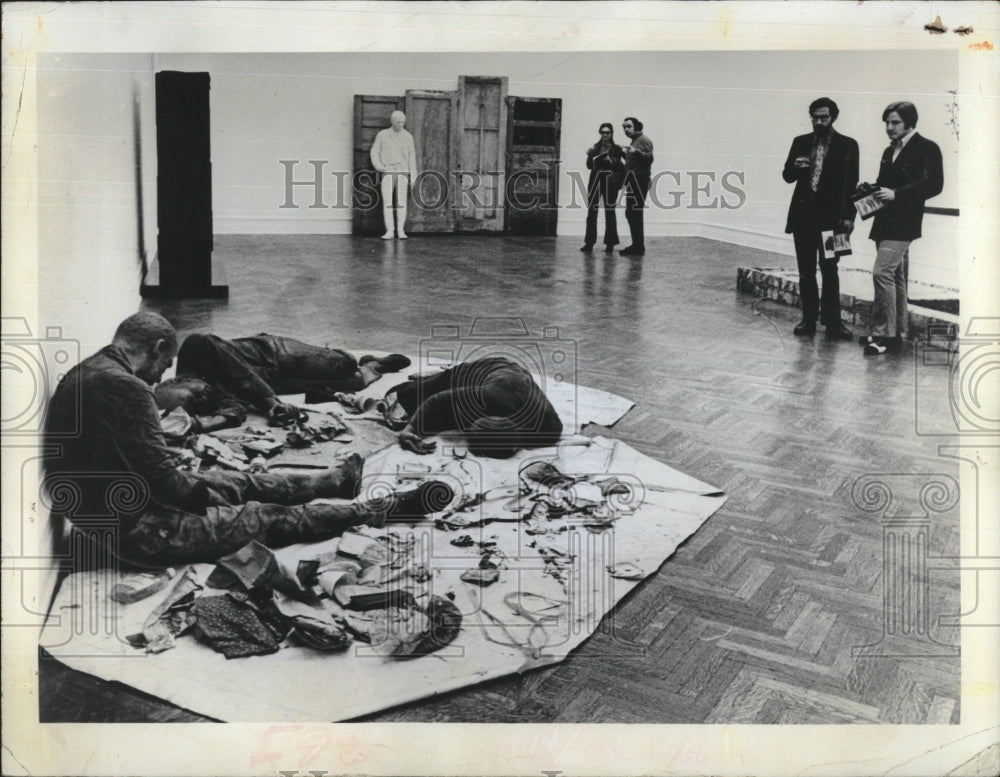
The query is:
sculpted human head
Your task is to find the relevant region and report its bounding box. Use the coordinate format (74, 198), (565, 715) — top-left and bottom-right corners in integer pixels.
(112, 312), (177, 385)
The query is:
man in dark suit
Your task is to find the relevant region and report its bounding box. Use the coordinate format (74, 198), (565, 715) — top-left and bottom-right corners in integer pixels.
(782, 97), (859, 339)
(861, 101), (944, 356)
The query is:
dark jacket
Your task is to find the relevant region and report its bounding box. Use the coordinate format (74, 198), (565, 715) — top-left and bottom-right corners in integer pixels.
(389, 357), (562, 455)
(869, 132), (944, 242)
(783, 130), (859, 233)
(177, 333), (362, 408)
(43, 345), (204, 523)
(586, 140), (625, 192)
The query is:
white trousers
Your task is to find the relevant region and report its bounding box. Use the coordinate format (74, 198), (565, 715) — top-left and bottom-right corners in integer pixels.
(380, 172), (409, 234)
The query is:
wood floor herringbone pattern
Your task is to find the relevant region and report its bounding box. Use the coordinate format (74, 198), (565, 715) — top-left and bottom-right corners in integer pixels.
(39, 235), (960, 723)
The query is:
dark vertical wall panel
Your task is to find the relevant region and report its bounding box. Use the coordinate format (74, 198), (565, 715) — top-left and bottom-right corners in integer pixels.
(153, 71), (222, 296)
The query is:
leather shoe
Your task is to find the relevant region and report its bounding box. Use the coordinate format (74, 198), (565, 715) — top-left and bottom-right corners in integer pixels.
(620, 245), (645, 256)
(604, 244), (614, 253)
(386, 480), (456, 519)
(863, 335), (903, 356)
(793, 321), (816, 336)
(360, 353), (411, 373)
(580, 243), (594, 252)
(824, 322), (854, 340)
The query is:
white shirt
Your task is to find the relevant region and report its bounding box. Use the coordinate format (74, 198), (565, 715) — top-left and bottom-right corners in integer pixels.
(370, 128), (418, 177)
(891, 129), (916, 163)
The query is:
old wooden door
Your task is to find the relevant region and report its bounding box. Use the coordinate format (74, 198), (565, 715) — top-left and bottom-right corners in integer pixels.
(352, 95), (403, 235)
(354, 77), (515, 234)
(403, 89), (456, 232)
(505, 96), (562, 236)
(454, 76), (508, 232)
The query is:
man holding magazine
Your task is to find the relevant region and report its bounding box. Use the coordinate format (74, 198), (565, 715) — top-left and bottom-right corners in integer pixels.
(782, 97), (859, 340)
(858, 101), (944, 356)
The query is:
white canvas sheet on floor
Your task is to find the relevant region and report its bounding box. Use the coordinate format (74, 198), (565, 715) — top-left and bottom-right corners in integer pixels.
(40, 434), (725, 722)
(40, 370), (714, 721)
(251, 360), (636, 465)
(324, 352), (637, 431)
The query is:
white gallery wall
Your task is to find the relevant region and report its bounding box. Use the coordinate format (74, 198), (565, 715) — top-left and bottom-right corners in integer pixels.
(13, 52), (158, 628)
(32, 48), (959, 344)
(155, 50), (959, 288)
(36, 53), (158, 357)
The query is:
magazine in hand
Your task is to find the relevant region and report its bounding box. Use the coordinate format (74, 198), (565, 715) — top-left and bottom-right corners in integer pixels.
(851, 182), (885, 220)
(822, 230), (852, 259)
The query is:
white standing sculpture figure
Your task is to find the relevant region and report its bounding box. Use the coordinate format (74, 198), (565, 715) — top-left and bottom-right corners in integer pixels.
(370, 110), (418, 239)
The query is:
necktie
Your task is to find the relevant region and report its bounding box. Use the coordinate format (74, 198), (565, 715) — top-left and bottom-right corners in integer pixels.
(810, 139), (828, 192)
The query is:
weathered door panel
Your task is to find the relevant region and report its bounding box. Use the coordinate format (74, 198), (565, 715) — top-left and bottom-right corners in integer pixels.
(505, 96), (562, 236)
(454, 76), (508, 232)
(352, 95), (404, 235)
(404, 89), (456, 233)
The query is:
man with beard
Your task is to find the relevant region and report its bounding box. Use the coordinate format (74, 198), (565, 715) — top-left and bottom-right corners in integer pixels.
(782, 97), (859, 339)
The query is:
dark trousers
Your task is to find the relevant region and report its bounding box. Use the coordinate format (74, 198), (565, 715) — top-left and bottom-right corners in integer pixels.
(178, 334), (375, 409)
(793, 229), (841, 325)
(584, 173), (620, 247)
(623, 172), (650, 249)
(265, 336), (370, 393)
(118, 468), (369, 567)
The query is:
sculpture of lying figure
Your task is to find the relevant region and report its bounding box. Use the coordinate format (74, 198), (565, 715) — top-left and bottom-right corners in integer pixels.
(383, 357), (564, 458)
(43, 313), (450, 568)
(156, 333), (410, 428)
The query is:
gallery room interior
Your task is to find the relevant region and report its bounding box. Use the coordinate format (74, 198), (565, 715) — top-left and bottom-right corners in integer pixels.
(10, 46), (986, 728)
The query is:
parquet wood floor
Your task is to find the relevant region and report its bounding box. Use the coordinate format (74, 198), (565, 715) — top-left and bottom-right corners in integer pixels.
(39, 235), (960, 723)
